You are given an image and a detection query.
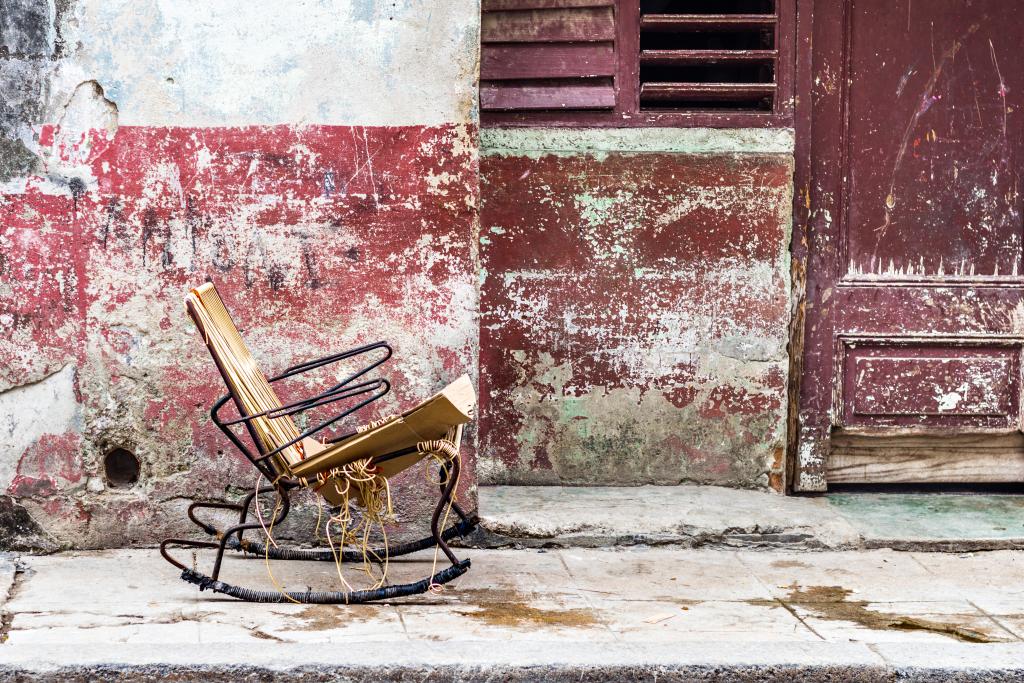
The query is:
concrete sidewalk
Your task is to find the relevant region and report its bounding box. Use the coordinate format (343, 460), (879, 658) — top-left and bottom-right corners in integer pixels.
(1, 547), (1023, 680)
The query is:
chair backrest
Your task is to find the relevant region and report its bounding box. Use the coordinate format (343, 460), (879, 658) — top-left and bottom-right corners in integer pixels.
(186, 283), (304, 470)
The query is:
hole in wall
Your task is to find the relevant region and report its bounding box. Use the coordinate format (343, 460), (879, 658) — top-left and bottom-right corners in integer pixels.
(103, 448), (140, 488)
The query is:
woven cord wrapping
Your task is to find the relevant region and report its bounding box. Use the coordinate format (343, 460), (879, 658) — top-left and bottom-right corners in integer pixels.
(309, 421), (460, 489)
(416, 429), (460, 463)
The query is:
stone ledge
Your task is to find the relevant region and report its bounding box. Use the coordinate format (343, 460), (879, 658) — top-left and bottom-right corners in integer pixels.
(474, 485), (860, 550)
(480, 127), (796, 156)
(473, 485), (1024, 551)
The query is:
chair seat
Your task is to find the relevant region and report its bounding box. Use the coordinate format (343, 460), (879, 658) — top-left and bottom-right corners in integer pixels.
(295, 437), (433, 505)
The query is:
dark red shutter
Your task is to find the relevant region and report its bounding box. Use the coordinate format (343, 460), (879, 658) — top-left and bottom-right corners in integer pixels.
(480, 0), (617, 111)
(639, 1), (778, 111)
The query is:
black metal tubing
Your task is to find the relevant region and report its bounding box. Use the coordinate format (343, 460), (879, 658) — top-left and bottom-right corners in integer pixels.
(431, 453), (464, 566)
(254, 380), (390, 463)
(270, 341), (392, 385)
(197, 457), (475, 563)
(160, 538), (220, 571)
(219, 379), (386, 424)
(225, 514), (479, 562)
(162, 452), (478, 602)
(211, 491), (291, 580)
(161, 475), (479, 603)
(179, 559), (470, 604)
(208, 342), (393, 466)
(185, 461), (476, 564)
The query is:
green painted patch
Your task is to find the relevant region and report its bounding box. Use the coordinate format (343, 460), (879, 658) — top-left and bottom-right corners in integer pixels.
(480, 127), (796, 158)
(827, 493), (1024, 541)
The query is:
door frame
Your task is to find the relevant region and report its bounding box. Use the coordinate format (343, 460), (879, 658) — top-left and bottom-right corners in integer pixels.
(787, 0), (1024, 491)
(787, 0), (817, 491)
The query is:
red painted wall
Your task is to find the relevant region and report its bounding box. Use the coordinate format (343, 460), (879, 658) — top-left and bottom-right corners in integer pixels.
(0, 124), (478, 547)
(480, 148), (793, 489)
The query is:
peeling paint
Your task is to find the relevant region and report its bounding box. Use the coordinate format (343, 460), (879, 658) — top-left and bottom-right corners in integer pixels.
(480, 141), (794, 489)
(49, 0), (480, 128)
(0, 0), (481, 547)
(0, 365), (82, 492)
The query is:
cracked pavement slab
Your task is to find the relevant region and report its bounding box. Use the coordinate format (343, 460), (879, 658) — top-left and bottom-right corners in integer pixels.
(0, 547), (1022, 680)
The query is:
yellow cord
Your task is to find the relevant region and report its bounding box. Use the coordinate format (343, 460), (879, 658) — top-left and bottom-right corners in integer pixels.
(263, 492), (301, 604)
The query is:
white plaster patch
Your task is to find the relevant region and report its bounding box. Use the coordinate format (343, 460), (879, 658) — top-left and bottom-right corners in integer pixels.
(0, 365), (82, 490)
(51, 0), (480, 127)
(936, 390), (963, 411)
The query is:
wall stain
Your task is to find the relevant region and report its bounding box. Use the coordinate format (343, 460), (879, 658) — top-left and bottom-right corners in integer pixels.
(480, 148), (793, 489)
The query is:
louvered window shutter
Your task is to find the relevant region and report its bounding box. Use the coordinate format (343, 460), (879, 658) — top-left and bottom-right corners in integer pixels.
(480, 0), (617, 111)
(639, 0), (778, 111)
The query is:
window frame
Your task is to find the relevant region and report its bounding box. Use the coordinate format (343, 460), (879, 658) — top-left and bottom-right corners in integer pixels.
(480, 0), (796, 128)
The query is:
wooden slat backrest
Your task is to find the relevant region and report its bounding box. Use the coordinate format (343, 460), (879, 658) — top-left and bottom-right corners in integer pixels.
(186, 283), (304, 470)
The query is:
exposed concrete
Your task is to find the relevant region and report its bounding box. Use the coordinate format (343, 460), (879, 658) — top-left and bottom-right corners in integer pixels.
(6, 644), (1024, 683)
(828, 493), (1024, 551)
(0, 366), (81, 489)
(481, 127), (796, 157)
(0, 498), (55, 552)
(0, 0), (59, 58)
(39, 0), (480, 128)
(1, 548), (1022, 680)
(475, 486), (1024, 552)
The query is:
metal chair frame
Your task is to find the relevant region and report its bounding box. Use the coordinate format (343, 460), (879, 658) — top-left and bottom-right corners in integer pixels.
(160, 299), (477, 603)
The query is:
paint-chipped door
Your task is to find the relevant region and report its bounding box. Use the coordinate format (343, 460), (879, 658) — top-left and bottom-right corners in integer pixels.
(795, 1), (1024, 489)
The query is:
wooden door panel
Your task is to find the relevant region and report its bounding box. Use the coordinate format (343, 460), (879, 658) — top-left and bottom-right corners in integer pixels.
(796, 0), (1024, 489)
(843, 2), (1023, 282)
(828, 432), (1024, 484)
(840, 341), (1020, 427)
(830, 286), (1024, 335)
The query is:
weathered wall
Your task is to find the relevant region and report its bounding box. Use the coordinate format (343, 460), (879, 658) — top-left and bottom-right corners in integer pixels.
(479, 129), (793, 490)
(0, 0), (480, 549)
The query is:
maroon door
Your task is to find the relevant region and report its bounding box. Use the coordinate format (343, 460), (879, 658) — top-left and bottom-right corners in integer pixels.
(795, 0), (1024, 490)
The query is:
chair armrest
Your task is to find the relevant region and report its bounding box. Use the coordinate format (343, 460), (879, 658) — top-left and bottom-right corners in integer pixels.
(255, 379), (390, 464)
(211, 341), (394, 468)
(220, 378), (389, 425)
(268, 341), (392, 383)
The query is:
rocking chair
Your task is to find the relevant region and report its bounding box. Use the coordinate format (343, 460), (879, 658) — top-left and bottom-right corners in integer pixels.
(160, 282), (477, 603)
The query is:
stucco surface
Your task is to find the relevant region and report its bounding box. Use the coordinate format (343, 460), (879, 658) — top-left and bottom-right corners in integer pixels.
(479, 131), (793, 489)
(0, 0), (480, 548)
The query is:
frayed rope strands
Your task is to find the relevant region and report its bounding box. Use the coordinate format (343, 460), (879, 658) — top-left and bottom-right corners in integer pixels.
(223, 513), (479, 562)
(321, 457), (395, 595)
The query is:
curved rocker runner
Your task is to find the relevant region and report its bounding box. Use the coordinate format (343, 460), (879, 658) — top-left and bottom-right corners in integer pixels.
(160, 282), (478, 603)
